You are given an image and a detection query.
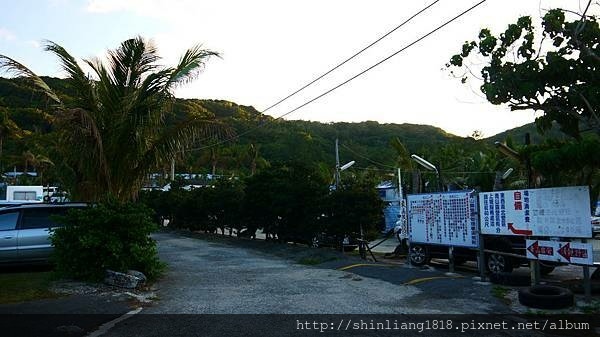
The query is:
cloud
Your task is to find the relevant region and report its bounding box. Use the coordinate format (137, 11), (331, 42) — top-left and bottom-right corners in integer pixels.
(0, 28), (16, 41)
(26, 40), (41, 49)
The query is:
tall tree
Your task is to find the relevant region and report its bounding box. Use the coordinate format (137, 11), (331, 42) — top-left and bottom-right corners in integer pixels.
(0, 37), (228, 201)
(447, 7), (600, 139)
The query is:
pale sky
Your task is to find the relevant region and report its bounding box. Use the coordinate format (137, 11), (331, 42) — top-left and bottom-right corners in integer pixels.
(0, 0), (595, 137)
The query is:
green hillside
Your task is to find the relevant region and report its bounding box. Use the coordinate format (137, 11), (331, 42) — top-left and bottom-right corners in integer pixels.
(0, 76), (470, 175)
(4, 75), (574, 193)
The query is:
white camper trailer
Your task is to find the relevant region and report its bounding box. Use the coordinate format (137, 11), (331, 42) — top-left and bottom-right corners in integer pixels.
(1, 185), (44, 205)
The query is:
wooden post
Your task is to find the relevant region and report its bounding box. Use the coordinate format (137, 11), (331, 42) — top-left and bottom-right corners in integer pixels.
(478, 233), (486, 281)
(584, 265), (592, 303)
(583, 239), (592, 302)
(530, 260), (539, 285)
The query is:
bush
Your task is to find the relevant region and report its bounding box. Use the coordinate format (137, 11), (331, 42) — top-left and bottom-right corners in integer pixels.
(50, 201), (164, 282)
(324, 181), (384, 241)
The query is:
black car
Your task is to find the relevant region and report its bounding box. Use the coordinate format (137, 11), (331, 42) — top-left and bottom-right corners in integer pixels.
(408, 235), (560, 275)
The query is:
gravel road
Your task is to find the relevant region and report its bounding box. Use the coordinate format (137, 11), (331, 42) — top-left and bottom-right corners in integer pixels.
(100, 232), (560, 337)
(142, 232), (503, 314)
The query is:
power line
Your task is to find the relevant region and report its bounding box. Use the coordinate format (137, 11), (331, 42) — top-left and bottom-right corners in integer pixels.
(259, 0), (441, 115)
(187, 0), (487, 153)
(341, 143), (396, 169)
(182, 1), (441, 152)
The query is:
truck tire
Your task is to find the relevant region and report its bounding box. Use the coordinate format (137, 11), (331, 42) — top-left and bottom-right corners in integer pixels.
(409, 244), (430, 266)
(518, 285), (573, 309)
(486, 238), (514, 274)
(486, 252), (513, 274)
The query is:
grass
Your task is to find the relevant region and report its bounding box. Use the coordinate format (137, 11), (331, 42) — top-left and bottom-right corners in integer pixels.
(491, 285), (511, 305)
(0, 271), (59, 304)
(578, 300), (600, 314)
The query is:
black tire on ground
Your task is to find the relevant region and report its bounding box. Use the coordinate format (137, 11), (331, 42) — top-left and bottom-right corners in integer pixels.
(409, 244), (430, 266)
(518, 285), (574, 309)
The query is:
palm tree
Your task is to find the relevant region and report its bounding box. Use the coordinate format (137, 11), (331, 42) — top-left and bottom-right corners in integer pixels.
(0, 37), (227, 201)
(0, 107), (27, 171)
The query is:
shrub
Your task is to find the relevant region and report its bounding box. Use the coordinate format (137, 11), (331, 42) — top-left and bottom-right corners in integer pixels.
(50, 200), (164, 282)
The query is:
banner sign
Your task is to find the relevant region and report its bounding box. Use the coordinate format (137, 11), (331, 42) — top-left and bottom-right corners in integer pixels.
(479, 186), (591, 238)
(526, 239), (593, 265)
(407, 191), (479, 248)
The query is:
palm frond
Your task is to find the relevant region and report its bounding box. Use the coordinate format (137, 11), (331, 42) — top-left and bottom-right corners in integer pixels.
(138, 118), (232, 173)
(44, 40), (95, 109)
(58, 108), (111, 192)
(166, 45), (219, 89)
(0, 55), (61, 104)
(108, 36), (160, 88)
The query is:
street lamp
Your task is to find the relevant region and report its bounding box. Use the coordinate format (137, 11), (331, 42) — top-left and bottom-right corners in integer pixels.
(501, 167), (514, 180)
(411, 154), (441, 191)
(340, 160), (355, 171)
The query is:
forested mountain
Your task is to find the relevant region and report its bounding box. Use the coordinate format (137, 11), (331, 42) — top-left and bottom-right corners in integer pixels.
(0, 76), (473, 175)
(2, 75), (582, 194)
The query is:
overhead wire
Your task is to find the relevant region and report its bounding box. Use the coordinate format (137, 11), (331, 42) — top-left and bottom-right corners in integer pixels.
(182, 1), (441, 152)
(187, 0), (488, 153)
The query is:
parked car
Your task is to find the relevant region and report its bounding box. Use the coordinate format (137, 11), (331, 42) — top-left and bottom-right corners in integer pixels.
(0, 203), (87, 264)
(408, 235), (561, 275)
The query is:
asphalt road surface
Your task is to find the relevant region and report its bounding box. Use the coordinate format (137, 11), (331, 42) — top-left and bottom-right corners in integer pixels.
(99, 232), (564, 337)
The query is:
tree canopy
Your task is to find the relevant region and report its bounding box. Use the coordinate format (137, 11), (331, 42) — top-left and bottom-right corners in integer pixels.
(0, 37), (227, 201)
(448, 8), (600, 139)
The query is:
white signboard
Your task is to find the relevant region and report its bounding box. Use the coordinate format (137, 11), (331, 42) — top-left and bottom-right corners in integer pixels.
(407, 191), (479, 248)
(479, 186), (591, 238)
(526, 239), (594, 265)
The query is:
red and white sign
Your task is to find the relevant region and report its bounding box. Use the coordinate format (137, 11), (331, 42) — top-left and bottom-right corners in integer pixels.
(479, 186), (591, 238)
(526, 240), (594, 265)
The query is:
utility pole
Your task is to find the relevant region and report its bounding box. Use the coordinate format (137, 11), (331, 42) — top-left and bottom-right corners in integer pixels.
(170, 158), (175, 182)
(335, 138), (340, 189)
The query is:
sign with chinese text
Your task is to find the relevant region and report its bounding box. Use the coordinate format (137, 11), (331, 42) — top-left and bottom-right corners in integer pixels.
(479, 186), (591, 238)
(407, 191), (479, 247)
(526, 240), (593, 265)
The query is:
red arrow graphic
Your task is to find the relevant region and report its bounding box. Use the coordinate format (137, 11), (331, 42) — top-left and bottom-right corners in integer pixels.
(527, 241), (539, 258)
(558, 243), (571, 262)
(508, 223), (533, 236)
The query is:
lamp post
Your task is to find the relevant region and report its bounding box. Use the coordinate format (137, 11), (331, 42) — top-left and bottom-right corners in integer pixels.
(334, 138), (355, 189)
(410, 154), (441, 192)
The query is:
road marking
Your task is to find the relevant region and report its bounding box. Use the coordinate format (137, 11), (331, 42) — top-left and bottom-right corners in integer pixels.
(403, 275), (464, 285)
(337, 263), (394, 271)
(87, 307), (143, 337)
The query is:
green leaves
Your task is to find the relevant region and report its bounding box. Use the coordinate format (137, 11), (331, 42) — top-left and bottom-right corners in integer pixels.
(50, 202), (164, 282)
(447, 9), (600, 139)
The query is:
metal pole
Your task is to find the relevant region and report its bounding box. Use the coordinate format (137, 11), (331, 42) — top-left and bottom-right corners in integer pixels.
(397, 168), (403, 199)
(170, 158), (175, 182)
(448, 246), (455, 273)
(335, 138), (340, 189)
